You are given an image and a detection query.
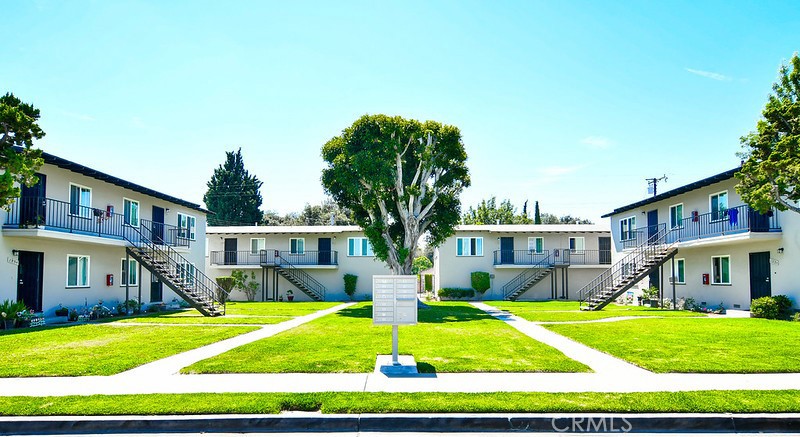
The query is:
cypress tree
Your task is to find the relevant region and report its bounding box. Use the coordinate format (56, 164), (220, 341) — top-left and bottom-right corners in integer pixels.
(204, 148), (263, 225)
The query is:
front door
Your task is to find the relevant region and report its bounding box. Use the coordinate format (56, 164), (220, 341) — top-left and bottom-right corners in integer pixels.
(20, 173), (46, 226)
(318, 238), (332, 265)
(17, 251), (44, 312)
(647, 209), (659, 243)
(500, 237), (514, 264)
(150, 276), (163, 303)
(749, 251), (771, 300)
(151, 206), (165, 244)
(224, 238), (238, 265)
(598, 236), (611, 264)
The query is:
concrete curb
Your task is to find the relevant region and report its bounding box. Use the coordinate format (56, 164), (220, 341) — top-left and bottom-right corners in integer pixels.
(1, 413), (800, 434)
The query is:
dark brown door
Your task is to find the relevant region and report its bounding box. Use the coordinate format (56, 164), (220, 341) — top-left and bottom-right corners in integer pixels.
(224, 238), (238, 265)
(17, 251), (44, 312)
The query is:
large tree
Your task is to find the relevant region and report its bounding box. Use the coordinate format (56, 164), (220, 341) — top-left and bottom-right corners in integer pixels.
(204, 148), (263, 225)
(462, 197), (531, 224)
(0, 93), (44, 208)
(322, 114), (470, 274)
(737, 53), (800, 214)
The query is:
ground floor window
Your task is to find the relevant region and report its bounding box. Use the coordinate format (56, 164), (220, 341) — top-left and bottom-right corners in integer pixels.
(67, 255), (90, 287)
(673, 258), (685, 284)
(120, 258), (139, 286)
(711, 255), (730, 284)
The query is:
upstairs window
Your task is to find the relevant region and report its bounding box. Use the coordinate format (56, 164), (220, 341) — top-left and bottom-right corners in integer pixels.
(348, 237), (374, 256)
(178, 213), (196, 240)
(527, 237), (544, 254)
(669, 203), (683, 229)
(620, 216), (636, 241)
(569, 237), (585, 253)
(250, 238), (265, 254)
(123, 198), (140, 227)
(456, 237), (483, 256)
(69, 183), (92, 218)
(290, 238), (305, 254)
(710, 191), (728, 221)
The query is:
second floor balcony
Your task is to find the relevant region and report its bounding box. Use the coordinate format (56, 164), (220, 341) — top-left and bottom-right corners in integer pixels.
(493, 249), (612, 266)
(209, 250), (339, 267)
(621, 204), (781, 249)
(3, 196), (190, 247)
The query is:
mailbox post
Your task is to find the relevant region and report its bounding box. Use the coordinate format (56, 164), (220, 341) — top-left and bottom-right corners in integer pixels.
(373, 275), (418, 366)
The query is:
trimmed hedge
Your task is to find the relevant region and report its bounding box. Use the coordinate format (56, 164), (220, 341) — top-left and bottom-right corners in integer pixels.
(438, 288), (475, 299)
(752, 295), (795, 320)
(343, 274), (358, 299)
(424, 274), (433, 292)
(471, 272), (490, 294)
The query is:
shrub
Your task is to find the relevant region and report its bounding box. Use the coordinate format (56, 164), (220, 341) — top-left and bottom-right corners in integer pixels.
(0, 300), (27, 323)
(412, 256), (433, 274)
(773, 295), (794, 319)
(470, 272), (490, 294)
(437, 288), (475, 299)
(751, 296), (780, 319)
(343, 274), (358, 300)
(231, 270), (259, 302)
(424, 274), (433, 292)
(215, 276), (235, 303)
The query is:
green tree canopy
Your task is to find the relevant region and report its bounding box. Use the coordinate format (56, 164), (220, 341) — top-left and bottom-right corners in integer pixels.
(0, 93), (44, 208)
(412, 255), (433, 274)
(322, 114), (470, 274)
(462, 198), (592, 225)
(204, 148), (263, 225)
(736, 53), (800, 214)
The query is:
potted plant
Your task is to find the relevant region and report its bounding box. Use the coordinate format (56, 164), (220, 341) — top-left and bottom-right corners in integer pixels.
(0, 300), (26, 330)
(54, 304), (69, 317)
(68, 309), (79, 322)
(278, 294), (284, 302)
(641, 286), (660, 307)
(286, 290), (294, 302)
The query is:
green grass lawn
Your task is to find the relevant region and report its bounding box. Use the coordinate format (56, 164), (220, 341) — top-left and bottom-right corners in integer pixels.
(114, 301), (342, 325)
(1, 391), (799, 415)
(547, 317), (800, 373)
(0, 324), (257, 377)
(491, 301), (703, 323)
(183, 302), (590, 374)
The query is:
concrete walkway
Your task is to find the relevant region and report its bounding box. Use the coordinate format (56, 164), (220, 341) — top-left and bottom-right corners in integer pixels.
(471, 302), (652, 376)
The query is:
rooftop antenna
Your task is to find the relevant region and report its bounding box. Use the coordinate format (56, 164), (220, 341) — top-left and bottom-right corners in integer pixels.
(646, 175), (668, 197)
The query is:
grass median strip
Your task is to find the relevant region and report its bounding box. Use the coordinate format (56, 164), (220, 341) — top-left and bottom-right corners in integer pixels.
(183, 302), (590, 374)
(546, 317), (800, 373)
(492, 301), (702, 323)
(115, 302), (341, 325)
(0, 324), (257, 377)
(1, 391), (799, 415)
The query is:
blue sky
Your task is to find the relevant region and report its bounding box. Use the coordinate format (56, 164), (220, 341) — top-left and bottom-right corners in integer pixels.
(3, 0), (798, 223)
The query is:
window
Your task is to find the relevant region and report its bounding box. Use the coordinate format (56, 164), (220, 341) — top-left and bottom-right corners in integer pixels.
(710, 191), (728, 221)
(620, 216), (636, 241)
(348, 237), (375, 256)
(569, 237), (585, 253)
(123, 198), (140, 227)
(178, 262), (196, 283)
(527, 237), (544, 254)
(673, 258), (685, 284)
(67, 255), (90, 287)
(711, 255), (731, 285)
(250, 238), (265, 254)
(669, 203), (683, 229)
(456, 237), (483, 256)
(69, 183), (92, 218)
(290, 238), (305, 254)
(120, 258), (139, 286)
(177, 213), (196, 240)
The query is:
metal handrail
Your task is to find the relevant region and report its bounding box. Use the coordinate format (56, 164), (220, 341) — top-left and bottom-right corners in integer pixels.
(273, 251), (326, 300)
(127, 219), (228, 315)
(579, 224), (675, 309)
(501, 253), (553, 299)
(493, 249), (550, 265)
(212, 250), (339, 266)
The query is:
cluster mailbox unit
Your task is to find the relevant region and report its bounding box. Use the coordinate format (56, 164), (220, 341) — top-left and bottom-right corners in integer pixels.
(372, 275), (418, 368)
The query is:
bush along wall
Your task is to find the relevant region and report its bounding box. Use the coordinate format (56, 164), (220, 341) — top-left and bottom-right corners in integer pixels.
(438, 288), (475, 300)
(343, 274), (358, 300)
(751, 295), (795, 320)
(471, 272), (490, 295)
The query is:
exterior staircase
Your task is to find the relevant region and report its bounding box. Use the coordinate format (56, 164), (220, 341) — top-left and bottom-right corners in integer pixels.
(579, 225), (678, 311)
(274, 253), (326, 301)
(502, 253), (555, 300)
(123, 224), (228, 316)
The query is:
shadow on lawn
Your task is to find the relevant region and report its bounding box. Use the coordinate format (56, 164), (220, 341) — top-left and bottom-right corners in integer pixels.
(338, 304), (493, 324)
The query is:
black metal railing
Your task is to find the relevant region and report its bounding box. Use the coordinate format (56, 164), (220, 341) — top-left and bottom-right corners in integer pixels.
(622, 205), (780, 248)
(580, 225), (678, 310)
(124, 224), (227, 316)
(501, 253), (553, 299)
(275, 252), (326, 300)
(4, 196), (190, 247)
(562, 249), (612, 265)
(210, 250), (339, 266)
(493, 249), (550, 265)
